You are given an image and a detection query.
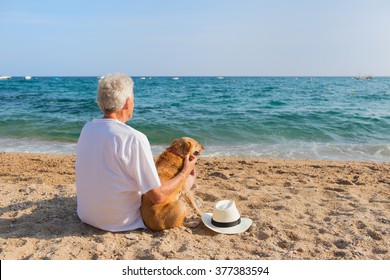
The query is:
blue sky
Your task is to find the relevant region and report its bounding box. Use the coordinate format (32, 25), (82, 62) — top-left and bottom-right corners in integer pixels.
(1, 0), (389, 76)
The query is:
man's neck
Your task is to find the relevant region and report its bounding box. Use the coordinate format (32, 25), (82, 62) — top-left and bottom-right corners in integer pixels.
(103, 112), (127, 123)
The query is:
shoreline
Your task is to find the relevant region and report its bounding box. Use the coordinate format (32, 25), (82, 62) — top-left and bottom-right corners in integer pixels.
(0, 152), (389, 260)
(1, 139), (390, 162)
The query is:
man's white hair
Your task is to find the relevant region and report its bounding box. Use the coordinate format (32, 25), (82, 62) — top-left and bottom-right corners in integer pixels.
(97, 73), (134, 114)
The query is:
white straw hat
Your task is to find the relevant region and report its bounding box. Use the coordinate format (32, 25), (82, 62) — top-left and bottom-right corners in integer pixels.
(202, 200), (252, 234)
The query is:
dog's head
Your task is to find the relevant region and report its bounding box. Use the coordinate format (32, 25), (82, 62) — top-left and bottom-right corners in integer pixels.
(169, 137), (204, 158)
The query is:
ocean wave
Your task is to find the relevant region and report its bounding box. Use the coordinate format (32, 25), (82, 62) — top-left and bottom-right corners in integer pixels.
(1, 137), (389, 162)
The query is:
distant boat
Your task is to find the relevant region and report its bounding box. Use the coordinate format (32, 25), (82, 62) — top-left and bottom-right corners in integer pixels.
(172, 77), (179, 80)
(140, 77), (146, 80)
(0, 76), (11, 80)
(24, 76), (32, 80)
(354, 75), (373, 80)
(217, 76), (224, 80)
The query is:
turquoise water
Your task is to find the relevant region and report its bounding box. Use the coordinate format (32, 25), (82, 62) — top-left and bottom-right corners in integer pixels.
(1, 76), (390, 161)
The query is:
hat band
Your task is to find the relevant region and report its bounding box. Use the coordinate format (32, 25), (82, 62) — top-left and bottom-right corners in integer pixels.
(211, 218), (241, 228)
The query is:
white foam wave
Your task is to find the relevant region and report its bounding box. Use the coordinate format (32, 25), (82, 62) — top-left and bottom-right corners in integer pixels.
(1, 137), (389, 162)
(202, 142), (390, 162)
(0, 137), (77, 154)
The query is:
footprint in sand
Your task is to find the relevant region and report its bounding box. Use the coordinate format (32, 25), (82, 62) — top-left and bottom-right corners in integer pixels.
(209, 171), (229, 180)
(356, 220), (367, 229)
(334, 239), (349, 250)
(367, 229), (382, 241)
(372, 247), (388, 255)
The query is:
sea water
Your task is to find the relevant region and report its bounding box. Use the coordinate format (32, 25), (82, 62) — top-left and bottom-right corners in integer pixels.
(1, 76), (389, 161)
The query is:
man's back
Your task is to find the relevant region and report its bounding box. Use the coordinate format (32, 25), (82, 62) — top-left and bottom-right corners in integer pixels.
(76, 118), (160, 232)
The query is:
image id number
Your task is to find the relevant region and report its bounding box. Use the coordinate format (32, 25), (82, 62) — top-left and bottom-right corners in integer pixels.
(215, 266), (269, 276)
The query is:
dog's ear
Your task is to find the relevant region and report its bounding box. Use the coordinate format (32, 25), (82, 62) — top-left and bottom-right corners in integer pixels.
(185, 139), (193, 154)
(171, 138), (192, 157)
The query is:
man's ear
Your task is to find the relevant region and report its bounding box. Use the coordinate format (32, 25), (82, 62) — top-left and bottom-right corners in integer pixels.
(123, 97), (133, 110)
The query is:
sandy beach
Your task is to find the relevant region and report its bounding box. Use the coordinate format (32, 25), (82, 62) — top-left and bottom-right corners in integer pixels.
(0, 152), (389, 260)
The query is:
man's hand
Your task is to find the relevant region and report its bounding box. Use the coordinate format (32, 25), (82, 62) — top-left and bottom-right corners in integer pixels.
(181, 154), (197, 177)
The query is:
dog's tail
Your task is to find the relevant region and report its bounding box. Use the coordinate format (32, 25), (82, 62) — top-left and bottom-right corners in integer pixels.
(182, 192), (202, 216)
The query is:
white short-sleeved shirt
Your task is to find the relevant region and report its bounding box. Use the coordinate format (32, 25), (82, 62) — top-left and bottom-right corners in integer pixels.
(75, 118), (161, 232)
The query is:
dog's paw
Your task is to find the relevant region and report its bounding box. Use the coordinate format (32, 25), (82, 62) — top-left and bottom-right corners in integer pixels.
(184, 220), (200, 228)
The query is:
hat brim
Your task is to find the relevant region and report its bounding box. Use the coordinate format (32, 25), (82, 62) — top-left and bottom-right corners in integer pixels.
(201, 213), (252, 234)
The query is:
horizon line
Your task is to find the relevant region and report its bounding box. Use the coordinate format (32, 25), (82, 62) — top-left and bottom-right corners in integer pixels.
(1, 75), (388, 78)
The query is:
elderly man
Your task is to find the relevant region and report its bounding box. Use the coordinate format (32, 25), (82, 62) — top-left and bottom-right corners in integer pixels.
(76, 73), (196, 232)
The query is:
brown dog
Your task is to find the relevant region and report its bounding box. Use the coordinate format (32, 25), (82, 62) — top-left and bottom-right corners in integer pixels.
(141, 137), (204, 231)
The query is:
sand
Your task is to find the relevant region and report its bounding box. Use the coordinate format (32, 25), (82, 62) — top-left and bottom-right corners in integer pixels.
(0, 152), (389, 260)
